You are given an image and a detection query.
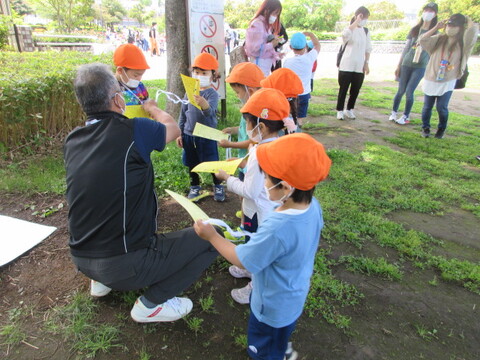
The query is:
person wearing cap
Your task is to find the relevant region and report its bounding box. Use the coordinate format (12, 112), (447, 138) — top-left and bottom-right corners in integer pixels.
(221, 62), (265, 180)
(245, 0), (283, 76)
(419, 13), (479, 139)
(65, 64), (219, 324)
(389, 3), (439, 125)
(214, 88), (292, 305)
(284, 31), (320, 126)
(176, 53), (225, 202)
(113, 43), (150, 106)
(336, 6), (372, 120)
(194, 132), (331, 360)
(260, 67), (303, 132)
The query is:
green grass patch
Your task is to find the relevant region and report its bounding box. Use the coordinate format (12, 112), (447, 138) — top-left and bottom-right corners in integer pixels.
(339, 255), (403, 281)
(45, 292), (123, 357)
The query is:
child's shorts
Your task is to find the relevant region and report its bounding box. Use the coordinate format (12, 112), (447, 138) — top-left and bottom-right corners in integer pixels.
(182, 133), (219, 167)
(297, 93), (311, 118)
(247, 310), (297, 360)
(243, 212), (258, 242)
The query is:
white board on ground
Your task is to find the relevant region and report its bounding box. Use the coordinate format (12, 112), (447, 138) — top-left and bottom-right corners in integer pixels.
(0, 215), (56, 266)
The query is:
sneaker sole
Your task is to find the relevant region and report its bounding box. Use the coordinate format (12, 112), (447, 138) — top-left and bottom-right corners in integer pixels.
(90, 289), (112, 297)
(130, 306), (192, 323)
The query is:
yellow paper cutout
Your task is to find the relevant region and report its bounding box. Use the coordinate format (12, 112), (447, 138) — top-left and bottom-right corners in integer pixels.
(124, 105), (151, 119)
(191, 158), (244, 175)
(165, 189), (209, 221)
(181, 74), (201, 110)
(192, 123), (229, 142)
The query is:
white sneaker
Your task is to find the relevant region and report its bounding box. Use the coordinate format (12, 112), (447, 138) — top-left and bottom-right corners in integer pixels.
(336, 111), (344, 120)
(389, 111), (397, 121)
(228, 265), (252, 279)
(130, 296), (193, 323)
(231, 281), (252, 304)
(345, 109), (356, 119)
(395, 115), (410, 125)
(90, 280), (112, 297)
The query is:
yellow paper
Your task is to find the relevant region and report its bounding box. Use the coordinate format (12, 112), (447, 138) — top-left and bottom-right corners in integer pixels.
(165, 189), (209, 221)
(180, 74), (201, 110)
(191, 158), (244, 175)
(192, 123), (229, 142)
(124, 105), (151, 119)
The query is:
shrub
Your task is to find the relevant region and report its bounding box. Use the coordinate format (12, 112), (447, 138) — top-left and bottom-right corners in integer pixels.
(0, 51), (112, 148)
(0, 15), (12, 50)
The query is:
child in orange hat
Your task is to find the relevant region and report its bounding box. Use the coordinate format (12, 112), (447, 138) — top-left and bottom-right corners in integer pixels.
(213, 88), (292, 305)
(176, 53), (225, 202)
(113, 44), (151, 105)
(221, 62), (265, 179)
(195, 132), (331, 360)
(260, 67), (303, 132)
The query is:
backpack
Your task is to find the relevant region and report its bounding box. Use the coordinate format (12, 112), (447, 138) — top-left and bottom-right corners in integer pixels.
(337, 27), (369, 68)
(455, 65), (469, 89)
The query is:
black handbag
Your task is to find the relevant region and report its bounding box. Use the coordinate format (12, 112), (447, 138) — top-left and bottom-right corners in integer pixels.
(455, 65), (469, 89)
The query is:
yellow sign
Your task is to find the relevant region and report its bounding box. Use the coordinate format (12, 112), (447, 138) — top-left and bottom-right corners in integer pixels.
(124, 105), (151, 119)
(165, 189), (209, 221)
(192, 123), (229, 142)
(181, 74), (201, 110)
(191, 158), (244, 175)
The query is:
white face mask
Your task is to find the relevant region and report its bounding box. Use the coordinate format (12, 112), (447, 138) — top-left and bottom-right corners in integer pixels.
(360, 19), (368, 27)
(246, 121), (262, 143)
(121, 69), (140, 89)
(240, 85), (250, 104)
(422, 11), (435, 22)
(115, 93), (126, 115)
(445, 27), (460, 37)
(269, 15), (277, 24)
(264, 182), (295, 204)
(193, 74), (212, 87)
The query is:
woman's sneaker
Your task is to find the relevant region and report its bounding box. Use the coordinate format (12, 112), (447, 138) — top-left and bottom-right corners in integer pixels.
(231, 281), (252, 304)
(90, 280), (112, 297)
(345, 109), (356, 119)
(389, 111), (397, 121)
(336, 111), (344, 120)
(395, 115), (410, 125)
(130, 296), (193, 323)
(229, 265), (252, 279)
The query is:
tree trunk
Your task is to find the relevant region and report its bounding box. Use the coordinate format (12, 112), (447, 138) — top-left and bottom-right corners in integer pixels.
(165, 0), (189, 120)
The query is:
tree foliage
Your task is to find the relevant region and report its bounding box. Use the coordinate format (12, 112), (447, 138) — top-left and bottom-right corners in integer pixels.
(224, 0), (262, 29)
(362, 1), (404, 21)
(11, 0), (34, 16)
(30, 0), (94, 32)
(436, 0), (480, 23)
(281, 0), (343, 31)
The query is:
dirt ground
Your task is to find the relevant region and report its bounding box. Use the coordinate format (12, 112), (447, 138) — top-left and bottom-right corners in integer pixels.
(0, 82), (479, 360)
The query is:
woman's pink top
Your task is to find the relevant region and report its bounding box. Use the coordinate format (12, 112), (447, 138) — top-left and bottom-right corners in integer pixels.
(245, 15), (279, 61)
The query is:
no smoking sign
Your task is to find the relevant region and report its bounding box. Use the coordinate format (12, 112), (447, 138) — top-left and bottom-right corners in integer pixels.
(200, 15), (217, 38)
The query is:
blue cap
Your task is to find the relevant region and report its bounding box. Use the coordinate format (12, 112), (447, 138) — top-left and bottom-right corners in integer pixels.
(307, 40), (313, 49)
(290, 32), (307, 50)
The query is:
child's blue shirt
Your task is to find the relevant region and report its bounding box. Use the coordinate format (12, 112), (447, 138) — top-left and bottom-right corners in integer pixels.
(178, 87), (219, 135)
(235, 198), (323, 328)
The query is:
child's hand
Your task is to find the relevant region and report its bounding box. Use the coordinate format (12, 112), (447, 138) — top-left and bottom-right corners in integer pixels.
(194, 95), (209, 110)
(303, 31), (314, 38)
(222, 127), (233, 134)
(215, 169), (229, 181)
(176, 136), (183, 148)
(194, 220), (217, 241)
(238, 158), (247, 169)
(218, 139), (231, 148)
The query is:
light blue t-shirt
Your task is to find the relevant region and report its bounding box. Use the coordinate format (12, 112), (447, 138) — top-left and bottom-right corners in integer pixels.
(238, 115), (248, 174)
(235, 198), (323, 328)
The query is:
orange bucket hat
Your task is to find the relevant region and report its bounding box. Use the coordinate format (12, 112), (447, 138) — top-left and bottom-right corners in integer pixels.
(257, 133), (331, 190)
(192, 52), (219, 71)
(260, 68), (303, 98)
(240, 88), (290, 120)
(226, 62), (265, 88)
(113, 44), (150, 70)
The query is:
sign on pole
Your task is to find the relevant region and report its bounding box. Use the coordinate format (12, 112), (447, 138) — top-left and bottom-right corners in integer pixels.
(187, 0), (226, 100)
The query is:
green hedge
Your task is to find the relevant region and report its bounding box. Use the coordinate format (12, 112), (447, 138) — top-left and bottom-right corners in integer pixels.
(0, 51), (112, 148)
